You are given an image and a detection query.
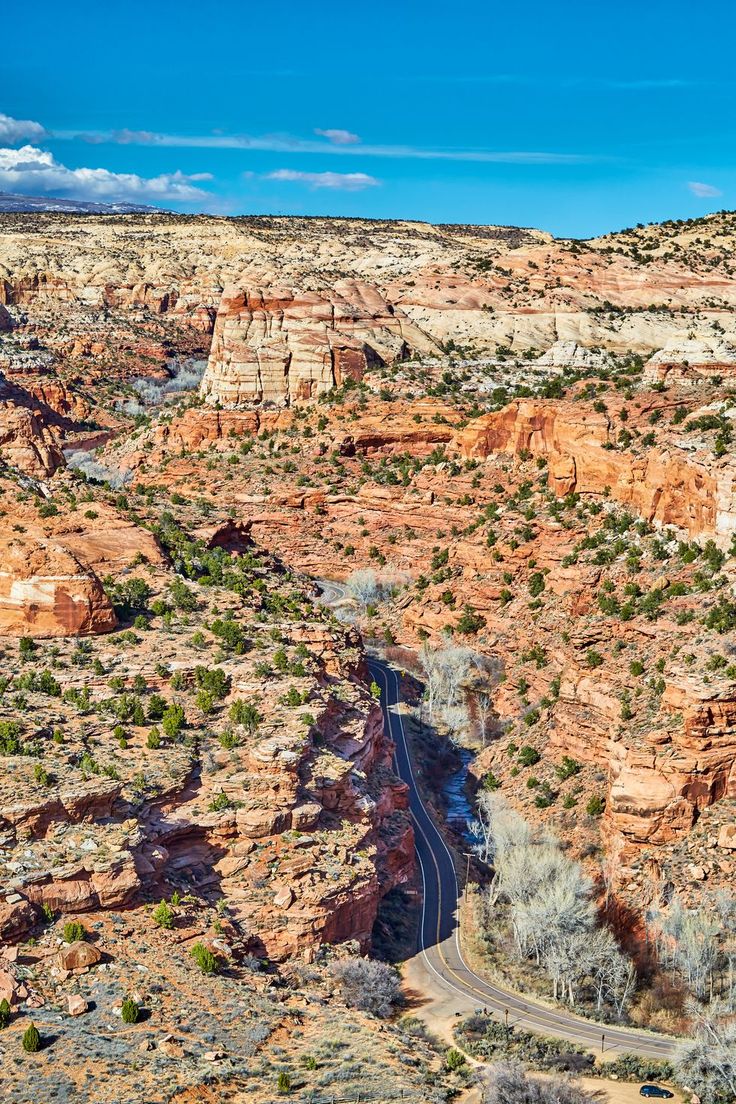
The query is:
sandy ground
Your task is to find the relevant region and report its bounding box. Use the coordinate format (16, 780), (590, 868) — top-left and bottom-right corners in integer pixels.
(402, 953), (684, 1104)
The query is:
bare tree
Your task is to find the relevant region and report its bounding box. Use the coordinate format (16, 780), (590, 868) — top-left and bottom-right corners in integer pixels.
(657, 897), (721, 1001)
(676, 1013), (736, 1104)
(346, 569), (384, 610)
(329, 957), (402, 1019)
(483, 1061), (603, 1104)
(419, 643), (475, 722)
(476, 795), (635, 1016)
(474, 689), (495, 745)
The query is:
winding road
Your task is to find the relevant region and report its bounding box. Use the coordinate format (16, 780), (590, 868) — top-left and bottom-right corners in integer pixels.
(317, 581), (677, 1059)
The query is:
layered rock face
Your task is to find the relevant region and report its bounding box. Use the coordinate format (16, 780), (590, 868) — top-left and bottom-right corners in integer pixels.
(0, 534), (117, 636)
(0, 539), (413, 960)
(0, 373), (64, 477)
(116, 386), (736, 902)
(458, 399), (736, 548)
(200, 282), (437, 406)
(644, 337), (736, 385)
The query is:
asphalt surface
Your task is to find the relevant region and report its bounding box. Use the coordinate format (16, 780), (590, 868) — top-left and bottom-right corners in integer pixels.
(317, 581), (677, 1059)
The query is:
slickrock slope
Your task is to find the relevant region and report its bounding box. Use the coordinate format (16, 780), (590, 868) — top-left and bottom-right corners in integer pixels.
(201, 282), (438, 406)
(0, 534), (116, 636)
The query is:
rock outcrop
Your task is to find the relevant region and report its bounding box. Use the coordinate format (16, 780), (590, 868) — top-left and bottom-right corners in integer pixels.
(644, 336), (736, 385)
(0, 534), (117, 636)
(200, 282), (437, 406)
(0, 374), (64, 477)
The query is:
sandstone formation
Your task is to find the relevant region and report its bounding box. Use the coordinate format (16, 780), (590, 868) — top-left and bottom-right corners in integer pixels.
(0, 374), (64, 477)
(457, 399), (736, 547)
(0, 533), (117, 636)
(3, 210), (736, 1088)
(644, 335), (736, 384)
(200, 282), (438, 406)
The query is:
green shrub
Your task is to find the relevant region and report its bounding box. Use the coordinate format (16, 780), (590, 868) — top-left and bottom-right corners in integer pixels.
(22, 1022), (41, 1052)
(445, 1047), (467, 1071)
(208, 791), (232, 812)
(518, 745), (541, 767)
(586, 795), (605, 816)
(62, 921), (85, 943)
(0, 998), (10, 1028)
(121, 998), (140, 1024)
(152, 900), (174, 929)
(555, 756), (581, 781)
(229, 700), (261, 731)
(191, 942), (218, 974)
(277, 1072), (291, 1094)
(528, 572), (545, 597)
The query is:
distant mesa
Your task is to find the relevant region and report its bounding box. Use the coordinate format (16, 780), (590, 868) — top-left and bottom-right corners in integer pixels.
(0, 190), (162, 215)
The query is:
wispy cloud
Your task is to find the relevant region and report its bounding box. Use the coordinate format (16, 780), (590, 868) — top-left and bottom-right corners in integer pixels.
(687, 180), (722, 198)
(60, 127), (591, 165)
(314, 128), (360, 145)
(0, 145), (212, 202)
(0, 112), (47, 144)
(264, 169), (380, 191)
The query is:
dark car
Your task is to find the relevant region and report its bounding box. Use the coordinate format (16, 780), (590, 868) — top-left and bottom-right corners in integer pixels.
(639, 1087), (674, 1099)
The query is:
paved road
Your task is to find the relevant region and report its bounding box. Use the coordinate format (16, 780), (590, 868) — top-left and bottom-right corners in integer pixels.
(315, 581), (677, 1059)
(368, 656), (678, 1061)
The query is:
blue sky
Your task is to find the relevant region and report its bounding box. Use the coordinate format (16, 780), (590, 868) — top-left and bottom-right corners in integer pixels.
(1, 0), (735, 235)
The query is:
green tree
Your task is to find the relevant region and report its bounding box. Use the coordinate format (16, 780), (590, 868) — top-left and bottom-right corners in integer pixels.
(152, 900), (174, 929)
(445, 1047), (466, 1072)
(22, 1022), (41, 1052)
(62, 920), (85, 943)
(229, 700), (261, 731)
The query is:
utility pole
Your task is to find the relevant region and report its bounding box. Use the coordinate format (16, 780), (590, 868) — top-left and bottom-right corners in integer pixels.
(463, 852), (472, 901)
(601, 1032), (605, 1055)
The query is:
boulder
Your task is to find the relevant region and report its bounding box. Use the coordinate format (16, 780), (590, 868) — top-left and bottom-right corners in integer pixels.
(58, 940), (103, 971)
(67, 994), (88, 1016)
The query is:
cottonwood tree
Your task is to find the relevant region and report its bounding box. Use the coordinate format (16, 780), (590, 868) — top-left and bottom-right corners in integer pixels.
(474, 690), (495, 745)
(676, 1013), (736, 1104)
(655, 897), (721, 1001)
(346, 569), (384, 610)
(544, 928), (636, 1016)
(419, 643), (474, 720)
(474, 794), (635, 1016)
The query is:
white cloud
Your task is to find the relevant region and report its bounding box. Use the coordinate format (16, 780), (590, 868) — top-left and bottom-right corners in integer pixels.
(110, 129), (163, 145)
(0, 145), (213, 202)
(265, 169), (380, 191)
(687, 180), (722, 198)
(57, 127), (590, 165)
(314, 128), (360, 145)
(0, 113), (47, 144)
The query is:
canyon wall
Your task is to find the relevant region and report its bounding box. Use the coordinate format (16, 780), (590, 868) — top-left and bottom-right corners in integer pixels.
(458, 399), (736, 548)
